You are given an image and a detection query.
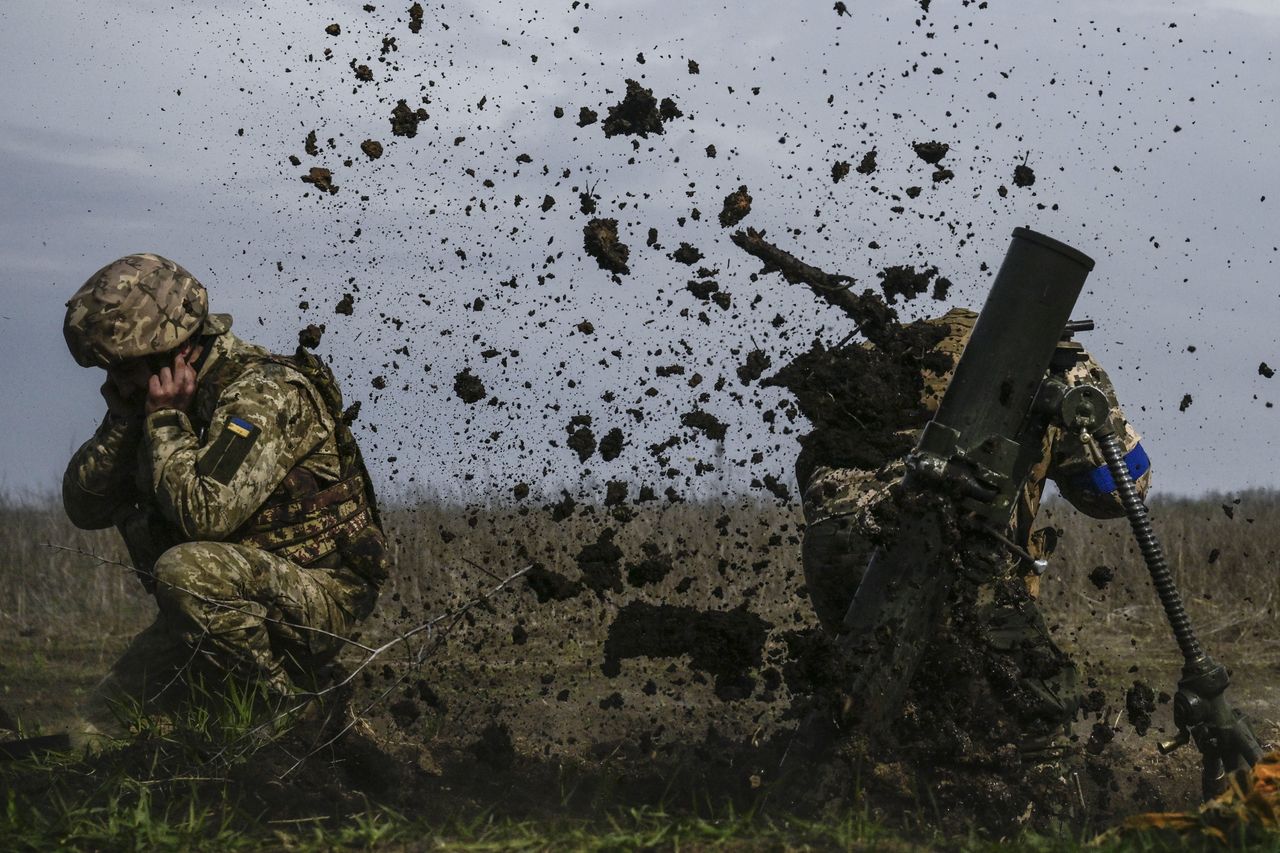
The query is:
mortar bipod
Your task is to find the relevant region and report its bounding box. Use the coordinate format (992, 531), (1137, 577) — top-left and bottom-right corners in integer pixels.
(1058, 387), (1264, 800)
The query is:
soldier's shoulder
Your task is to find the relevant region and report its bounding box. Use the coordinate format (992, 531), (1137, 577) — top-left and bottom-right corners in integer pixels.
(924, 306), (978, 331)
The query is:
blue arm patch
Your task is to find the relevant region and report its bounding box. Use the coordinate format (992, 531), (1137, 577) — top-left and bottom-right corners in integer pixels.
(1078, 442), (1150, 495)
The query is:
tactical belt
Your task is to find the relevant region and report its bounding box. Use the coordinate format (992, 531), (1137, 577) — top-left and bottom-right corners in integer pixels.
(236, 474), (372, 568)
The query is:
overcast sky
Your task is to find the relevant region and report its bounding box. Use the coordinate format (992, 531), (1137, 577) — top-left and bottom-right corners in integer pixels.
(1, 0), (1277, 502)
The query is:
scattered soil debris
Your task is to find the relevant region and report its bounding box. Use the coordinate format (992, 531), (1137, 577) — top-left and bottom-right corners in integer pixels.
(834, 1), (849, 15)
(390, 100), (428, 137)
(523, 564), (583, 602)
(1013, 161), (1036, 188)
(832, 160), (851, 183)
(672, 243), (704, 265)
(304, 130), (319, 156)
(334, 293), (354, 315)
(325, 23), (341, 36)
(601, 602), (771, 700)
(567, 424), (597, 462)
(1260, 362), (1275, 379)
(298, 323), (325, 349)
(577, 528), (624, 596)
(1125, 681), (1157, 736)
(1088, 565), (1115, 590)
(583, 218), (631, 276)
(453, 368), (486, 404)
(301, 167), (337, 194)
(1179, 393), (1193, 412)
(408, 2), (424, 33)
(736, 349), (772, 385)
(856, 149), (878, 174)
(360, 139), (384, 160)
(577, 106), (598, 127)
(687, 59), (700, 74)
(601, 79), (682, 138)
(931, 167), (955, 183)
(912, 141), (950, 164)
(625, 543), (674, 588)
(877, 265), (937, 305)
(599, 427), (625, 461)
(718, 185), (752, 228)
(354, 63), (373, 82)
(681, 409), (728, 441)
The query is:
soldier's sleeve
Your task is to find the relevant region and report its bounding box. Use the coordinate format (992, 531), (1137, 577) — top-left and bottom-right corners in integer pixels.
(144, 364), (330, 540)
(62, 411), (144, 530)
(1046, 354), (1152, 519)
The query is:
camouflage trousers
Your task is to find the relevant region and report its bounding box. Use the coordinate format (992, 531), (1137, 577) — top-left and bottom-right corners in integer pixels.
(83, 541), (374, 734)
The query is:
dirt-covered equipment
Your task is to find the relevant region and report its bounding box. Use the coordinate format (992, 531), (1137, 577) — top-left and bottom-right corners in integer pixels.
(838, 227), (1097, 733)
(836, 226), (1260, 799)
(1089, 425), (1263, 798)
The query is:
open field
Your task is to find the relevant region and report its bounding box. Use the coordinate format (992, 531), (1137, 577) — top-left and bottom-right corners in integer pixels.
(2, 489), (1279, 849)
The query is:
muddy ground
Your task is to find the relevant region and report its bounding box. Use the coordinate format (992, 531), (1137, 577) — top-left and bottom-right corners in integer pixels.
(4, 495), (1277, 841)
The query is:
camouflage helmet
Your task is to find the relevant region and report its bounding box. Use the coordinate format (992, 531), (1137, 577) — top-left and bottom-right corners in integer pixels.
(63, 253), (231, 368)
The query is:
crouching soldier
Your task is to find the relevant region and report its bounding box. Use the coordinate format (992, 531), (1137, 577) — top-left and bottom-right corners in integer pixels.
(798, 307), (1151, 759)
(61, 253), (388, 740)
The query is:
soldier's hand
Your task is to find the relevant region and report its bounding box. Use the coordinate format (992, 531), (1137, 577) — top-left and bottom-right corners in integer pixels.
(145, 346), (203, 415)
(101, 377), (143, 419)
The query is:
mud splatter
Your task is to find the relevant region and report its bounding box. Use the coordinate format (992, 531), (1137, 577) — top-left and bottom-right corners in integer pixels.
(453, 368), (486, 404)
(601, 602), (771, 700)
(583, 218), (630, 276)
(719, 185), (752, 228)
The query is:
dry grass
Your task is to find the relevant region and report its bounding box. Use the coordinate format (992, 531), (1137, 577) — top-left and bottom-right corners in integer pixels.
(2, 488), (1277, 657)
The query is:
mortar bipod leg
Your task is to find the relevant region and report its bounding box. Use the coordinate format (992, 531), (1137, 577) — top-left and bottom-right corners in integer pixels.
(1090, 426), (1262, 798)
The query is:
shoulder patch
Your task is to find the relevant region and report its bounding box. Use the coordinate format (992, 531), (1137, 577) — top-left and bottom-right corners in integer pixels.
(197, 417), (261, 485)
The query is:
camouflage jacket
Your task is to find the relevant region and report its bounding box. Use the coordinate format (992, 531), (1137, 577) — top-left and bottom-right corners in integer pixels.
(63, 327), (382, 582)
(799, 307), (1152, 569)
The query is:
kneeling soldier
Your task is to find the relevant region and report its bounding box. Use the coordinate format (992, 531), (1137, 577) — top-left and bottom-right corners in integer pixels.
(62, 253), (388, 739)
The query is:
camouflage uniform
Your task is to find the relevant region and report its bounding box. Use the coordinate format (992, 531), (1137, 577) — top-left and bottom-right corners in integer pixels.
(799, 307), (1151, 738)
(63, 255), (386, 733)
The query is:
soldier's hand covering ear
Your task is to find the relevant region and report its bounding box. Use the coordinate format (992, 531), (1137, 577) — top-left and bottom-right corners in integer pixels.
(101, 378), (143, 419)
(145, 345), (203, 416)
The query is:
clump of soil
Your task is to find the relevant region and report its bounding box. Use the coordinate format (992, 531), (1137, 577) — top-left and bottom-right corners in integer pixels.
(567, 424), (597, 462)
(856, 149), (877, 174)
(577, 106), (598, 127)
(301, 167), (337, 194)
(453, 368), (486, 403)
(912, 141), (949, 164)
(1259, 362), (1274, 379)
(1088, 565), (1115, 590)
(1125, 682), (1156, 736)
(831, 160), (851, 183)
(1013, 162), (1036, 188)
(601, 79), (681, 138)
(390, 100), (428, 137)
(719, 185), (752, 228)
(523, 564), (584, 602)
(877, 265), (938, 305)
(583, 218), (630, 275)
(335, 293), (354, 315)
(576, 528), (624, 596)
(736, 349), (771, 385)
(360, 139), (384, 160)
(601, 602), (771, 700)
(672, 243), (704, 265)
(408, 2), (424, 33)
(599, 428), (625, 461)
(681, 409), (728, 441)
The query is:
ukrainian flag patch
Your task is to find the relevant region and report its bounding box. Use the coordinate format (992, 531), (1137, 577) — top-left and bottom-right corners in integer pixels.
(226, 416), (255, 438)
(197, 416), (261, 485)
